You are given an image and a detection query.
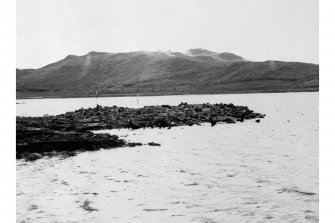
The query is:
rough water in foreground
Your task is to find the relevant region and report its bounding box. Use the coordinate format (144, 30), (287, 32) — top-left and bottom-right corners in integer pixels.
(16, 92), (318, 223)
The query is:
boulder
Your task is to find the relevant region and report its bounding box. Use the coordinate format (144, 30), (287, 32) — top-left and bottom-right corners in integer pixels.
(153, 118), (171, 128)
(127, 142), (143, 147)
(222, 116), (237, 123)
(185, 120), (194, 126)
(128, 120), (142, 129)
(63, 151), (77, 157)
(148, 142), (161, 146)
(25, 153), (43, 161)
(209, 116), (217, 126)
(43, 151), (57, 157)
(202, 108), (211, 113)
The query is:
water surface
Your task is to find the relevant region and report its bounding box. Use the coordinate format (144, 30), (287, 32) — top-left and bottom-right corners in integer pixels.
(16, 92), (319, 223)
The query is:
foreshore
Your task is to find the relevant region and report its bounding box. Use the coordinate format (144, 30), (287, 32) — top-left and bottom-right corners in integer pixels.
(16, 88), (318, 100)
(16, 102), (265, 161)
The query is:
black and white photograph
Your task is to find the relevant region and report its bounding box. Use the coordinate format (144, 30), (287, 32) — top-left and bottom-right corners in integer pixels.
(12, 0), (322, 222)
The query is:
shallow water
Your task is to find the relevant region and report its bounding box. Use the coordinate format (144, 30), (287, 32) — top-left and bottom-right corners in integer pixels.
(16, 92), (318, 223)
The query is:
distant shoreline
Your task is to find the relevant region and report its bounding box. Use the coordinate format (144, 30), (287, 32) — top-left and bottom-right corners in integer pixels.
(16, 88), (318, 100)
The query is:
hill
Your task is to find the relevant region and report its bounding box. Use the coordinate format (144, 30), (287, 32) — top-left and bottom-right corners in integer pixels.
(16, 49), (319, 98)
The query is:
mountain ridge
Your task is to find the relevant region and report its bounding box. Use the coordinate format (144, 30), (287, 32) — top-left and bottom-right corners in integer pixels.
(16, 49), (319, 99)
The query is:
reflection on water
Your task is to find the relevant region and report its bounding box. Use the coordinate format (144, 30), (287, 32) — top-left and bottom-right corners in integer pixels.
(16, 93), (318, 223)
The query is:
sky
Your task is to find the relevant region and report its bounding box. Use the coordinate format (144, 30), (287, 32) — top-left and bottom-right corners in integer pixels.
(17, 0), (318, 68)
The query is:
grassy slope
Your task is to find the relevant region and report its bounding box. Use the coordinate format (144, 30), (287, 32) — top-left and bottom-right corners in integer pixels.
(16, 50), (319, 98)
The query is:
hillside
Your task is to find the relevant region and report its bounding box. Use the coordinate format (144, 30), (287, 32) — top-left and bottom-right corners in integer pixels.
(16, 49), (319, 98)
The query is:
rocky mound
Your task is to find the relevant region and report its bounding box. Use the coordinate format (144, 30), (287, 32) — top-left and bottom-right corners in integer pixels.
(16, 102), (265, 161)
(17, 129), (125, 159)
(17, 102), (265, 131)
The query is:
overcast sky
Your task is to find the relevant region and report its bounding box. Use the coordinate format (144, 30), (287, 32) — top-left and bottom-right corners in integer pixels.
(17, 0), (318, 68)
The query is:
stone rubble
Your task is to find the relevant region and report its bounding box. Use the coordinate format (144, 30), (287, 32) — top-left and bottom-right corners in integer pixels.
(16, 102), (265, 161)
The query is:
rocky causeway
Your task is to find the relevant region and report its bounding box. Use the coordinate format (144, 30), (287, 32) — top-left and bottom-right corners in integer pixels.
(16, 102), (265, 161)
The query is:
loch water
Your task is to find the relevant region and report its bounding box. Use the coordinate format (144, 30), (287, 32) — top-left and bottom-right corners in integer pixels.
(16, 92), (318, 223)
